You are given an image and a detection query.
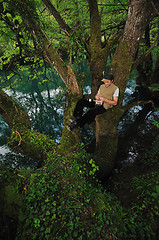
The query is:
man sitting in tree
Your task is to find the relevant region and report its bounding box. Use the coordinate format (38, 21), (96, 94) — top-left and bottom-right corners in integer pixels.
(67, 73), (119, 131)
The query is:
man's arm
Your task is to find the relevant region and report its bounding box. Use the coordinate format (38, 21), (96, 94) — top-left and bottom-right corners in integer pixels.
(99, 96), (118, 106)
(95, 92), (100, 100)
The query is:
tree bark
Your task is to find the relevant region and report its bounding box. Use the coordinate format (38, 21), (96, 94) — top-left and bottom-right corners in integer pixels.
(94, 0), (159, 179)
(15, 0), (79, 95)
(93, 107), (124, 179)
(87, 0), (110, 97)
(42, 0), (71, 34)
(0, 89), (31, 131)
(111, 0), (159, 103)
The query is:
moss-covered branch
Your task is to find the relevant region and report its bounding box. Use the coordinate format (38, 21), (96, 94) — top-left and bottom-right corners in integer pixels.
(0, 88), (31, 130)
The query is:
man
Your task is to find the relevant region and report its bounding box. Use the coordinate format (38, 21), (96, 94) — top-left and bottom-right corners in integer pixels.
(67, 73), (119, 131)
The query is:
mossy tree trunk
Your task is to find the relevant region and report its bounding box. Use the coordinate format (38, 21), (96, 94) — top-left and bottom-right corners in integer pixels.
(15, 0), (79, 96)
(87, 0), (108, 97)
(94, 0), (159, 179)
(93, 107), (124, 179)
(87, 0), (119, 98)
(111, 0), (159, 102)
(0, 89), (31, 131)
(14, 0), (83, 150)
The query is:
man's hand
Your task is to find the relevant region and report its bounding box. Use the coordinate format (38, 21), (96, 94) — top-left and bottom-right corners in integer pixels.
(95, 92), (100, 100)
(100, 96), (118, 106)
(99, 97), (104, 102)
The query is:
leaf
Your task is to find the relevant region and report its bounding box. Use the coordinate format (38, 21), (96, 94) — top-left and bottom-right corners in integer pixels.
(46, 210), (50, 216)
(45, 228), (51, 234)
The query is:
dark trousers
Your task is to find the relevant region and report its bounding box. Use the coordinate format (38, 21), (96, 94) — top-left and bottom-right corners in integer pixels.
(73, 99), (107, 127)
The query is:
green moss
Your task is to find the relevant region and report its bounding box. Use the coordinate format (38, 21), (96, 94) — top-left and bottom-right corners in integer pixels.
(111, 40), (133, 102)
(1, 142), (159, 240)
(57, 94), (82, 153)
(92, 192), (107, 212)
(8, 129), (58, 161)
(4, 186), (22, 218)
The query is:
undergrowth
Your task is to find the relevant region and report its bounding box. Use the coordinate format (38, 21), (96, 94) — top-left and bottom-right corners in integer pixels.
(0, 135), (159, 239)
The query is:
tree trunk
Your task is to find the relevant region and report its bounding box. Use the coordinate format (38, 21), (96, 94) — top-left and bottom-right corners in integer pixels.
(93, 107), (124, 179)
(87, 0), (110, 97)
(111, 0), (159, 102)
(15, 0), (79, 96)
(94, 0), (159, 179)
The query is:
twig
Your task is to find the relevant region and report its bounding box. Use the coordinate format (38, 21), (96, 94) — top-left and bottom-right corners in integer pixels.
(16, 131), (22, 146)
(133, 36), (159, 69)
(151, 0), (159, 16)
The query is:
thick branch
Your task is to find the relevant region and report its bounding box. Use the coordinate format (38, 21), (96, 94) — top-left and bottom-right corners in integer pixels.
(0, 88), (31, 130)
(16, 0), (79, 94)
(122, 100), (154, 113)
(87, 0), (101, 47)
(42, 0), (71, 34)
(133, 37), (159, 70)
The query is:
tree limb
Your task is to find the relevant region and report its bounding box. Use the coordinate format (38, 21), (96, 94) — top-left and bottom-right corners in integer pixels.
(16, 131), (22, 146)
(133, 36), (159, 70)
(42, 0), (71, 34)
(122, 100), (154, 113)
(150, 0), (159, 16)
(15, 0), (79, 94)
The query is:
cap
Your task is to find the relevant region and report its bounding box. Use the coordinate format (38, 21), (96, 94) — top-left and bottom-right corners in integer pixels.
(102, 73), (114, 81)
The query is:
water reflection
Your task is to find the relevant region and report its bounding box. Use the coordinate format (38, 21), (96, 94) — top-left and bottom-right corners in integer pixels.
(6, 80), (65, 142)
(0, 145), (10, 155)
(0, 115), (41, 169)
(0, 73), (66, 169)
(0, 148), (40, 170)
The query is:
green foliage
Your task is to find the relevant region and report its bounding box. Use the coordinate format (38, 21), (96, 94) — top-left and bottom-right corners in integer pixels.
(126, 172), (159, 239)
(0, 0), (129, 72)
(0, 143), (154, 240)
(1, 134), (159, 240)
(148, 84), (159, 92)
(132, 172), (159, 215)
(9, 151), (113, 239)
(1, 134), (159, 239)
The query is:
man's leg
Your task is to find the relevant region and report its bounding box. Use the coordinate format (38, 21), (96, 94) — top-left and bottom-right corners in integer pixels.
(73, 99), (95, 118)
(67, 100), (106, 131)
(76, 105), (106, 127)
